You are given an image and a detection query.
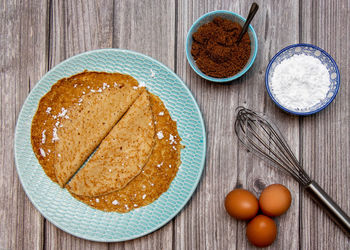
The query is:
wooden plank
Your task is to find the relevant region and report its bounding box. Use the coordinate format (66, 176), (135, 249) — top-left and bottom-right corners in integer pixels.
(0, 0), (48, 249)
(45, 1), (113, 249)
(175, 0), (300, 249)
(300, 0), (350, 248)
(46, 0), (176, 248)
(109, 0), (176, 249)
(234, 1), (301, 248)
(113, 0), (176, 66)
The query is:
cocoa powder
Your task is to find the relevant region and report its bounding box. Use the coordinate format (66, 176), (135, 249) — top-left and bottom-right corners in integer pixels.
(191, 17), (251, 78)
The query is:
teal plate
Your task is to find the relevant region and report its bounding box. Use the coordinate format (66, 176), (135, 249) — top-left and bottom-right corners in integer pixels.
(14, 49), (206, 242)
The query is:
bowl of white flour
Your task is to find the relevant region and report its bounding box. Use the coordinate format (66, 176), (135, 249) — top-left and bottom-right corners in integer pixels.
(265, 44), (340, 115)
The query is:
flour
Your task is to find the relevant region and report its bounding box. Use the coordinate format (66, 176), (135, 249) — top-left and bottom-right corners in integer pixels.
(270, 54), (330, 110)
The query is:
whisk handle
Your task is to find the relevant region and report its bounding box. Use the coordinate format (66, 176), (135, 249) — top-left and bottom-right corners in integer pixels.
(306, 181), (350, 236)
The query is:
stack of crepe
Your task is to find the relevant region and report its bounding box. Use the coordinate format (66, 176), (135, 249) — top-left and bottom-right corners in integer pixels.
(31, 71), (182, 212)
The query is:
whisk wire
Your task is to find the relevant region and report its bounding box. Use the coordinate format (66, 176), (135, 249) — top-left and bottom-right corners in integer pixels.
(236, 118), (304, 183)
(252, 118), (305, 178)
(234, 107), (311, 186)
(235, 107), (350, 236)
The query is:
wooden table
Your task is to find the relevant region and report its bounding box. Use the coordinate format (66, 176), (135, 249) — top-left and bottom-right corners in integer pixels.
(1, 0), (349, 249)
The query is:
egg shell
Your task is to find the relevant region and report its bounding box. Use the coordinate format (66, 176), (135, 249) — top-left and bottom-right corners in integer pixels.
(259, 184), (292, 217)
(246, 215), (277, 247)
(224, 189), (259, 220)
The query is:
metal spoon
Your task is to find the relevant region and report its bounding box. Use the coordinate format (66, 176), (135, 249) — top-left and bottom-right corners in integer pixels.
(236, 2), (259, 43)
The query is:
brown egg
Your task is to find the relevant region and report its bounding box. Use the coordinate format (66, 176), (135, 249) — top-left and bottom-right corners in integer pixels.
(259, 184), (292, 217)
(224, 189), (259, 220)
(246, 215), (277, 247)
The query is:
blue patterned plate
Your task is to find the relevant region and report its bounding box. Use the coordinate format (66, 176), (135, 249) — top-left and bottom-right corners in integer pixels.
(265, 44), (340, 115)
(14, 49), (206, 242)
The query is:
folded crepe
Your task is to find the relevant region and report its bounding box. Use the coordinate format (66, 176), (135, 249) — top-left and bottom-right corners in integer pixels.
(31, 71), (142, 183)
(50, 72), (143, 187)
(67, 91), (156, 196)
(70, 92), (183, 212)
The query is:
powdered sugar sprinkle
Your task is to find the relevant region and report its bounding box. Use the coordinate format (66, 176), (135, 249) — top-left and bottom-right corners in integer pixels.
(157, 131), (164, 139)
(41, 130), (46, 144)
(39, 148), (46, 157)
(52, 127), (59, 142)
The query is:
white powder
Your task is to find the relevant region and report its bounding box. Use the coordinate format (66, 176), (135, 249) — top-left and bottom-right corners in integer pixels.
(139, 81), (146, 87)
(41, 130), (46, 144)
(169, 134), (175, 144)
(52, 127), (59, 142)
(157, 131), (164, 139)
(57, 108), (68, 118)
(158, 111), (164, 116)
(39, 148), (46, 157)
(102, 82), (109, 89)
(270, 54), (330, 110)
(112, 200), (119, 205)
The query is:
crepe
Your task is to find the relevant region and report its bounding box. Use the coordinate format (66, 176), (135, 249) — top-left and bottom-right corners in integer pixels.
(67, 91), (156, 196)
(31, 71), (142, 184)
(70, 92), (183, 212)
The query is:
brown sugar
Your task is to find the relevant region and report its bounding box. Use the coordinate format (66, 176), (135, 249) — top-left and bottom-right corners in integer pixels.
(191, 17), (251, 78)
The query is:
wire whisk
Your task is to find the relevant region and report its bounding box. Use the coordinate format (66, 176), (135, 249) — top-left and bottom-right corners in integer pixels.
(235, 107), (350, 236)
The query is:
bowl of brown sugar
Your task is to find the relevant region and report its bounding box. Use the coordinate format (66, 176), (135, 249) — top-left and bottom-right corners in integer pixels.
(186, 10), (258, 82)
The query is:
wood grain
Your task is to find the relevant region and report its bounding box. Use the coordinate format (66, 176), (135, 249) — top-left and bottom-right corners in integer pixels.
(175, 0), (300, 249)
(46, 0), (176, 249)
(300, 0), (350, 249)
(0, 0), (47, 249)
(234, 1), (301, 249)
(2, 0), (350, 249)
(111, 1), (175, 249)
(46, 0), (113, 249)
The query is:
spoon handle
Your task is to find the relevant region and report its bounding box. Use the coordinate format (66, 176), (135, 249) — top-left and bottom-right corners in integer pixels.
(237, 2), (259, 43)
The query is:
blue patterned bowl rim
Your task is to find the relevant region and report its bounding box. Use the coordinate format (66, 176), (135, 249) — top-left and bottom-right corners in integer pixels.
(14, 48), (207, 242)
(265, 43), (340, 116)
(185, 10), (258, 82)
